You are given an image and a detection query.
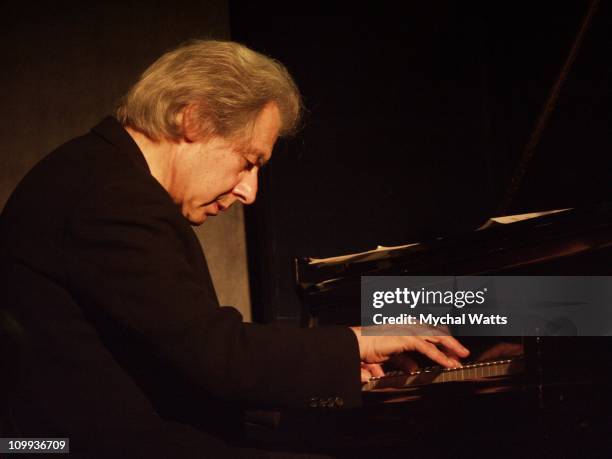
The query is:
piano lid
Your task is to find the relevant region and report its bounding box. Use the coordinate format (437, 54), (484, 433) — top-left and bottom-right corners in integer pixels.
(294, 203), (612, 295)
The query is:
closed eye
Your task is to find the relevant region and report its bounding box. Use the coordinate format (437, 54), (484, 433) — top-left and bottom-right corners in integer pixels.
(244, 158), (257, 171)
(237, 148), (267, 171)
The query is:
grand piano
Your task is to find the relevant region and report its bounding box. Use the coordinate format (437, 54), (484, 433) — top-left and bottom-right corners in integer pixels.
(276, 204), (612, 458)
(244, 2), (610, 456)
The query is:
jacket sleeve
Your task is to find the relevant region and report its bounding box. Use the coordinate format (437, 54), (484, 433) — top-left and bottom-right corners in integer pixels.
(63, 177), (362, 410)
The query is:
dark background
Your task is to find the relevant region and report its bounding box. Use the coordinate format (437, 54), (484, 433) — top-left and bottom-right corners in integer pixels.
(0, 1), (229, 204)
(0, 1), (609, 325)
(230, 2), (611, 323)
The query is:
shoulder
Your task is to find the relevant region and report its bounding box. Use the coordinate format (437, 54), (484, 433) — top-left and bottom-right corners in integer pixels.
(1, 121), (182, 240)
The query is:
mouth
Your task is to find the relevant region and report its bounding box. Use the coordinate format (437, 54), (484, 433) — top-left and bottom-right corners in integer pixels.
(217, 201), (228, 212)
(204, 200), (227, 217)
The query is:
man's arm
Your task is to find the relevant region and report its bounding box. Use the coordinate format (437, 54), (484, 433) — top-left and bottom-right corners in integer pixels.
(64, 178), (362, 409)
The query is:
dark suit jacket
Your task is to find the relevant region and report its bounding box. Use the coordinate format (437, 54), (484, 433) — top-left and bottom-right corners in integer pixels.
(0, 117), (361, 458)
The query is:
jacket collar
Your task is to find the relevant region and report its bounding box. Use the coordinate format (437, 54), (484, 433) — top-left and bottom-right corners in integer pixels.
(91, 117), (151, 175)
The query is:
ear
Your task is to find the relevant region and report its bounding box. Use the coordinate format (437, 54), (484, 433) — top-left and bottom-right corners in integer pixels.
(180, 104), (200, 143)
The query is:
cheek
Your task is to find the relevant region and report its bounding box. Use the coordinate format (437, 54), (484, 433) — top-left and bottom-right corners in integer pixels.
(176, 168), (207, 204)
(214, 166), (244, 193)
(184, 156), (244, 202)
(192, 171), (234, 203)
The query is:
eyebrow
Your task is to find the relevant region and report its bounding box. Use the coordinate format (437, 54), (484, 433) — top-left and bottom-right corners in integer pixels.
(256, 155), (268, 169)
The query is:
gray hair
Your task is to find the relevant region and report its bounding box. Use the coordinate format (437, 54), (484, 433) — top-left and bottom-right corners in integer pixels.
(116, 39), (302, 142)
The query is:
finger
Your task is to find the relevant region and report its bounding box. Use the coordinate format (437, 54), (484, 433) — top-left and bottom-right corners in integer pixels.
(360, 367), (373, 383)
(418, 338), (464, 366)
(426, 335), (470, 358)
(388, 354), (420, 373)
(475, 345), (506, 362)
(446, 354), (463, 367)
(411, 338), (456, 368)
(444, 351), (467, 366)
(363, 363), (385, 378)
(434, 346), (464, 367)
(476, 350), (495, 363)
(477, 342), (523, 362)
(431, 349), (462, 367)
(444, 350), (463, 360)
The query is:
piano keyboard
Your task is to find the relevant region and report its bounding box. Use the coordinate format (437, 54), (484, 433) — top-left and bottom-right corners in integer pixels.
(362, 357), (525, 392)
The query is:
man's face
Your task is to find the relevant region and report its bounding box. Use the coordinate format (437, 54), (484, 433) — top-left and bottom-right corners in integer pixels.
(168, 103), (280, 225)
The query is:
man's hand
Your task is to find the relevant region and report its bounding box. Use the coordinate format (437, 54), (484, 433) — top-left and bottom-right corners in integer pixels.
(350, 326), (469, 382)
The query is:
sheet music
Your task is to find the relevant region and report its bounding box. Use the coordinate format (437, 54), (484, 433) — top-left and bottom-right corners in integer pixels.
(487, 208), (571, 224)
(307, 208), (572, 267)
(307, 242), (420, 266)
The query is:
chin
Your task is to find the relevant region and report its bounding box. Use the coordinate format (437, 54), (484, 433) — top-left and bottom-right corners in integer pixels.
(191, 216), (207, 226)
(185, 209), (207, 226)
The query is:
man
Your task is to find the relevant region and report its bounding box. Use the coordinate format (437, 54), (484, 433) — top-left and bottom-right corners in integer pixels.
(0, 40), (468, 457)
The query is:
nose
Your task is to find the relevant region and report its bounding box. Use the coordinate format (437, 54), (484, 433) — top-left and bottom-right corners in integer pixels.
(232, 168), (258, 204)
